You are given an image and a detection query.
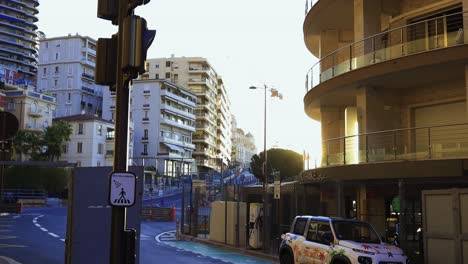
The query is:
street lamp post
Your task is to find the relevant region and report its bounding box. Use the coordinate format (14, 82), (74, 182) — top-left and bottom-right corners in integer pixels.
(249, 85), (282, 253)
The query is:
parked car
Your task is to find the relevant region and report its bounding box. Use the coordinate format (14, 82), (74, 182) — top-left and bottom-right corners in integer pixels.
(279, 216), (408, 264)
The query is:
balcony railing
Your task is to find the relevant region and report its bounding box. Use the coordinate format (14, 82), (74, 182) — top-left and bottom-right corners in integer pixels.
(321, 122), (468, 167)
(304, 0), (319, 16)
(305, 11), (466, 92)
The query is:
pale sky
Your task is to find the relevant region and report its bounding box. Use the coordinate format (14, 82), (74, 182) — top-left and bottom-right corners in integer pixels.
(37, 0), (322, 161)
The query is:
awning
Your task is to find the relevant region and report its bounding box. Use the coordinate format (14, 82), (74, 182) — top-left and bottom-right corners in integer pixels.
(164, 143), (185, 153)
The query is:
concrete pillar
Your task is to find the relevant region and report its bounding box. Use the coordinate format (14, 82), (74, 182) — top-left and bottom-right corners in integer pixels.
(357, 185), (367, 222)
(320, 106), (345, 166)
(345, 107), (359, 163)
(354, 0), (382, 67)
(335, 181), (345, 217)
(398, 179), (407, 250)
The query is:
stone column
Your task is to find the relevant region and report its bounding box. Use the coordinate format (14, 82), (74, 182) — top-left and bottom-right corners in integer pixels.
(320, 106), (345, 166)
(354, 0), (382, 67)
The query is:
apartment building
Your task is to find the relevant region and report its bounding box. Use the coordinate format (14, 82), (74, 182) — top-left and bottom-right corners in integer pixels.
(37, 34), (104, 118)
(231, 116), (257, 168)
(143, 56), (232, 173)
(103, 79), (196, 178)
(301, 0), (468, 256)
(52, 114), (135, 167)
(0, 0), (39, 80)
(2, 82), (56, 131)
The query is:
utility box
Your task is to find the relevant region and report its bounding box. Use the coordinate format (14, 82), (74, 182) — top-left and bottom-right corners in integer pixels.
(209, 201), (246, 246)
(422, 188), (468, 264)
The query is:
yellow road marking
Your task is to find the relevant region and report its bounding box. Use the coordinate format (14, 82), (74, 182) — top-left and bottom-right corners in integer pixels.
(0, 244), (27, 248)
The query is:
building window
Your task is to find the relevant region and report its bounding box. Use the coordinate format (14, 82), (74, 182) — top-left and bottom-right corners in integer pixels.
(45, 42), (48, 48)
(155, 73), (159, 79)
(68, 65), (72, 75)
(77, 142), (83, 153)
(165, 72), (170, 79)
(55, 53), (59, 60)
(144, 129), (148, 138)
(98, 125), (102, 136)
(165, 61), (171, 67)
(42, 68), (47, 77)
(144, 111), (148, 118)
(54, 79), (58, 88)
(143, 144), (148, 154)
(155, 64), (159, 68)
(68, 93), (71, 101)
(77, 161), (81, 167)
(62, 144), (68, 154)
(67, 78), (72, 89)
(54, 66), (59, 74)
(98, 143), (103, 154)
(78, 123), (84, 135)
(97, 161), (101, 167)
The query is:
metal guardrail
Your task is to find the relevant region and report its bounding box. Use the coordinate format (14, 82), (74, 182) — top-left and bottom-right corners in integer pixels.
(1, 189), (47, 200)
(321, 122), (468, 167)
(305, 11), (467, 92)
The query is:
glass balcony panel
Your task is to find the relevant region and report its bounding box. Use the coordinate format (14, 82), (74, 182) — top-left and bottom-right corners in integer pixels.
(306, 12), (466, 91)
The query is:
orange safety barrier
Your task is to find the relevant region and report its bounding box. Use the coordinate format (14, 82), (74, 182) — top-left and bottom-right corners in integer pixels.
(171, 207), (175, 221)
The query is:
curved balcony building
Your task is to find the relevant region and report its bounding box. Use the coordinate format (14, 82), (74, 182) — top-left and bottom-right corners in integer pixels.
(301, 0), (468, 256)
(0, 0), (39, 79)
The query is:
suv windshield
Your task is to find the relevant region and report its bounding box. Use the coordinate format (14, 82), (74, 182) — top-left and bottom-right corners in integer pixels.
(332, 220), (381, 244)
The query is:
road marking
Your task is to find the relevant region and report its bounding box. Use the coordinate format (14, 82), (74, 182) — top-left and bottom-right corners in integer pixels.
(60, 239), (65, 242)
(0, 244), (27, 248)
(34, 224), (40, 227)
(155, 230), (177, 242)
(48, 232), (59, 238)
(40, 227), (48, 232)
(0, 213), (10, 217)
(12, 215), (20, 219)
(0, 235), (16, 239)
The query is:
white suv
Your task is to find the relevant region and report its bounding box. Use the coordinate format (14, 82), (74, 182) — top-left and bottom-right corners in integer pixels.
(279, 216), (408, 264)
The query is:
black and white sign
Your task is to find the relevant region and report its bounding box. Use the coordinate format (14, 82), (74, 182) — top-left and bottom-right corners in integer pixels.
(109, 172), (136, 207)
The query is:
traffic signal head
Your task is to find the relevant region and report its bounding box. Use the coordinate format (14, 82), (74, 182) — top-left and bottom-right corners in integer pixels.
(122, 15), (156, 77)
(95, 35), (118, 90)
(98, 0), (151, 24)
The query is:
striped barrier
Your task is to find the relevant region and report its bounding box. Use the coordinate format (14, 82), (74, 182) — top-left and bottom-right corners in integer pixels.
(141, 207), (175, 221)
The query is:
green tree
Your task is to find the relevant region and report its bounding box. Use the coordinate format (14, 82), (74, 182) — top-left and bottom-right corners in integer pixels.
(250, 148), (303, 182)
(11, 130), (42, 161)
(42, 121), (72, 162)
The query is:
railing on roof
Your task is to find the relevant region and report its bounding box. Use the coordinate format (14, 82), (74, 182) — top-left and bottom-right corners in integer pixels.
(321, 122), (468, 167)
(305, 11), (467, 93)
(304, 0), (319, 16)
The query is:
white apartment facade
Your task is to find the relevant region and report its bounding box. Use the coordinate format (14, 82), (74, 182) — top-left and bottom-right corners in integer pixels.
(216, 77), (232, 166)
(103, 79), (197, 178)
(37, 34), (104, 118)
(142, 56), (232, 173)
(53, 114), (122, 167)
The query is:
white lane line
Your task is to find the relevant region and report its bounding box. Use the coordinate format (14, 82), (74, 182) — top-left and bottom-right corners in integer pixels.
(48, 232), (59, 238)
(40, 227), (48, 232)
(60, 239), (65, 242)
(13, 215), (20, 219)
(34, 224), (41, 227)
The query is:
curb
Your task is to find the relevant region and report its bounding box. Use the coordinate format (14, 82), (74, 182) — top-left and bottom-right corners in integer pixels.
(179, 234), (279, 263)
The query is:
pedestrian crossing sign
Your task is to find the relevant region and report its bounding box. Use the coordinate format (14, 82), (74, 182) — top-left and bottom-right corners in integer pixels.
(109, 172), (136, 207)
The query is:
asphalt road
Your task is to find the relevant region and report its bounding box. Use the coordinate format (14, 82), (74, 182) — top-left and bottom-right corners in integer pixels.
(0, 193), (272, 264)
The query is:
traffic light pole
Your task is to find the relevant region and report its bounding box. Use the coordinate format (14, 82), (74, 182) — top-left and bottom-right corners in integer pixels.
(110, 1), (131, 263)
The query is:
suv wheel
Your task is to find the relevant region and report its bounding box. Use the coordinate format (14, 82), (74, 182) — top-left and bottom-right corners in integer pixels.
(280, 252), (294, 264)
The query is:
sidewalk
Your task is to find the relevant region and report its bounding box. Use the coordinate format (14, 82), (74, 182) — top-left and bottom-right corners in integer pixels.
(179, 234), (278, 263)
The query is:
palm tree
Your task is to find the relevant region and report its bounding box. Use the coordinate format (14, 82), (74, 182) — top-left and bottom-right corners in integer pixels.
(42, 121), (72, 162)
